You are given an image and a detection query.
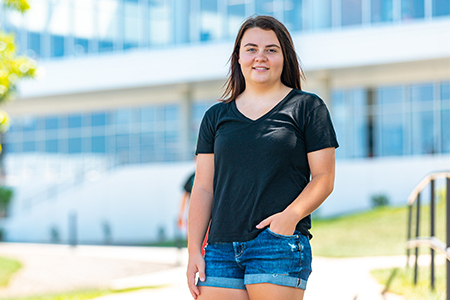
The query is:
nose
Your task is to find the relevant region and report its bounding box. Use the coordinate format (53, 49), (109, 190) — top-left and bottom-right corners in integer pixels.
(255, 50), (268, 62)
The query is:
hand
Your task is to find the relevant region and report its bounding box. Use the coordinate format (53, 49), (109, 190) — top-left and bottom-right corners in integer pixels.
(255, 210), (299, 236)
(186, 251), (206, 299)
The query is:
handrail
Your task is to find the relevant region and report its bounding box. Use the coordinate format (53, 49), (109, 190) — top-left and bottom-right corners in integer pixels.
(407, 171), (450, 205)
(406, 171), (450, 300)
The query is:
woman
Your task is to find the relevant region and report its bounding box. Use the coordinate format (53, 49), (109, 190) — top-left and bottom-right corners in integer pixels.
(187, 15), (339, 300)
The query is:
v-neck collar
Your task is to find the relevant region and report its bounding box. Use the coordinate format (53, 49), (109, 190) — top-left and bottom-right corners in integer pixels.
(231, 89), (295, 124)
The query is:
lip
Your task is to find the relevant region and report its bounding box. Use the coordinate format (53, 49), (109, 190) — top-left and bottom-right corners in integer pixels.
(252, 66), (269, 71)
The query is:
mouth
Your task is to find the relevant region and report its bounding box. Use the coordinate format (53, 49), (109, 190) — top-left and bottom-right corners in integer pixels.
(253, 67), (269, 71)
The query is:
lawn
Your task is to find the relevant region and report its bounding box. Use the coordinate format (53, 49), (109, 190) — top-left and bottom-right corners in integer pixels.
(310, 201), (446, 257)
(371, 264), (445, 300)
(0, 256), (22, 287)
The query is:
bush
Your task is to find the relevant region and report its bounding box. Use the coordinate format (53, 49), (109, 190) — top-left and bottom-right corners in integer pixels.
(0, 187), (13, 217)
(371, 194), (389, 208)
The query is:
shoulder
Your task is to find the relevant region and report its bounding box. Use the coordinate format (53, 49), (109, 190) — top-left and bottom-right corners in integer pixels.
(288, 89), (327, 114)
(202, 101), (233, 121)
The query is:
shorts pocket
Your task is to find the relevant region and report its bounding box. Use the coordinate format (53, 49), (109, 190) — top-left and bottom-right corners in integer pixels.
(266, 228), (299, 239)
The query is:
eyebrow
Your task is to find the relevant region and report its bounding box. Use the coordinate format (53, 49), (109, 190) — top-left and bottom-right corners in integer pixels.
(243, 43), (281, 48)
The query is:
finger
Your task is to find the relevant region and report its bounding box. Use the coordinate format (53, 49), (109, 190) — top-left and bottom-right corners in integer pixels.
(256, 215), (273, 229)
(187, 269), (200, 298)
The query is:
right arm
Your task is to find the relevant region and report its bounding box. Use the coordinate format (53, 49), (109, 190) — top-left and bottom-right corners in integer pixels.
(186, 153), (214, 299)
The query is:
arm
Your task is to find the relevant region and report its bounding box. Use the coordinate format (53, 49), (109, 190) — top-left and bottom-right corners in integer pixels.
(256, 147), (336, 235)
(186, 153), (214, 299)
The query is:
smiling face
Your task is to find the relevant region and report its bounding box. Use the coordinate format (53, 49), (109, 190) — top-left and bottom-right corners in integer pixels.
(238, 27), (284, 88)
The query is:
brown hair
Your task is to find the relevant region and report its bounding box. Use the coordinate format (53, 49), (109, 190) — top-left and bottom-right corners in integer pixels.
(221, 15), (305, 103)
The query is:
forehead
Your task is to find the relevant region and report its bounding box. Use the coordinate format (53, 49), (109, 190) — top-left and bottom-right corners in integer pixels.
(240, 28), (280, 47)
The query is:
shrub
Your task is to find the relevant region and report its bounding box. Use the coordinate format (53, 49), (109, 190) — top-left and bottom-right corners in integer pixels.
(371, 194), (389, 208)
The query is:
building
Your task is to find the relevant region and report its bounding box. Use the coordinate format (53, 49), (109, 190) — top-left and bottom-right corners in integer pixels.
(0, 0), (449, 244)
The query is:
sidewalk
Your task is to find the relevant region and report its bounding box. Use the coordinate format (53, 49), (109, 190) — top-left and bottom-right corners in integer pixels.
(97, 252), (416, 300)
(1, 243), (442, 299)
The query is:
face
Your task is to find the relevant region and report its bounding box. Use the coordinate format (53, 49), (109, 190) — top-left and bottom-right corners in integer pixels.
(238, 28), (284, 87)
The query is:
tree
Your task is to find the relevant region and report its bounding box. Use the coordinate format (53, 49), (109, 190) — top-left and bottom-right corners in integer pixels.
(0, 0), (37, 203)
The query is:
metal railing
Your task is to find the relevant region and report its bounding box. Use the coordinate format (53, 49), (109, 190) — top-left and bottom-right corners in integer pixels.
(406, 171), (450, 299)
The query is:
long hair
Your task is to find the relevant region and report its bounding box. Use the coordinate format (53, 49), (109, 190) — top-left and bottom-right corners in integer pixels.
(221, 15), (305, 103)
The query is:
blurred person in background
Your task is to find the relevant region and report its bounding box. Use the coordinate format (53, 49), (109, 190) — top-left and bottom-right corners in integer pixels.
(187, 15), (339, 300)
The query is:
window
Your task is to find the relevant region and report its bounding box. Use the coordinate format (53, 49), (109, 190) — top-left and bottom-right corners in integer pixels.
(284, 0), (303, 32)
(98, 0), (119, 52)
(401, 0), (425, 20)
(149, 0), (172, 46)
(342, 0), (363, 26)
(311, 0), (332, 30)
(371, 0), (393, 23)
(200, 0), (222, 42)
(124, 0), (141, 50)
(433, 0), (450, 17)
(74, 0), (95, 55)
(256, 0), (275, 16)
(228, 2), (246, 39)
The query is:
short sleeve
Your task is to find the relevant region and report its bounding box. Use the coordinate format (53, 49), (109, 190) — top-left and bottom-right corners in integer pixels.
(304, 104), (339, 153)
(195, 108), (216, 154)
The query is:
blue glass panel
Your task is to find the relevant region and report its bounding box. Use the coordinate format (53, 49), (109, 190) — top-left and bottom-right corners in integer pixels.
(68, 114), (83, 128)
(378, 86), (403, 105)
(284, 0), (303, 32)
(115, 134), (130, 148)
(312, 0), (332, 29)
(45, 117), (59, 130)
(342, 0), (363, 26)
(380, 113), (404, 156)
(23, 119), (36, 132)
(27, 31), (41, 58)
(46, 139), (58, 153)
(140, 132), (154, 145)
(92, 112), (107, 126)
(164, 105), (179, 122)
(74, 38), (89, 55)
(92, 136), (106, 153)
(433, 0), (450, 16)
(256, 0), (275, 16)
(331, 91), (346, 159)
(402, 0), (425, 20)
(68, 137), (82, 153)
(140, 107), (155, 123)
(411, 84), (433, 102)
(412, 110), (434, 154)
(442, 109), (450, 153)
(441, 82), (450, 100)
(116, 109), (132, 124)
(372, 0), (393, 22)
(99, 40), (114, 52)
(23, 140), (35, 152)
(51, 34), (65, 57)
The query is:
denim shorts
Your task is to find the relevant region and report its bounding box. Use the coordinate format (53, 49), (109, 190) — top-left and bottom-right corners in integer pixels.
(197, 228), (312, 290)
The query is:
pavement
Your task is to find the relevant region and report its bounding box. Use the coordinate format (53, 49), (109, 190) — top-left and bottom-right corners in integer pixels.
(0, 243), (445, 300)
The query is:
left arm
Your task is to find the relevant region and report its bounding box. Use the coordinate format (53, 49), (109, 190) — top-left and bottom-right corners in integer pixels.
(256, 147), (336, 235)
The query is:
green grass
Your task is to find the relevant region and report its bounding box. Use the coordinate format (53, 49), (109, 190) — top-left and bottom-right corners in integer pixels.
(2, 286), (166, 300)
(311, 200), (445, 257)
(0, 256), (22, 287)
(371, 264), (445, 300)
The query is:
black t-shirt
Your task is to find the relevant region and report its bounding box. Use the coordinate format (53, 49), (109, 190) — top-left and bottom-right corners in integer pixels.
(195, 89), (339, 243)
(183, 172), (195, 194)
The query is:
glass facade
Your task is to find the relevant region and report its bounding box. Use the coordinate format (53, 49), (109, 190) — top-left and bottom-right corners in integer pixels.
(2, 0), (449, 60)
(333, 81), (450, 159)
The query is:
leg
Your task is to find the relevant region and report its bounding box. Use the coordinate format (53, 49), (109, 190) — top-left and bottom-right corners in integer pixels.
(246, 283), (305, 300)
(198, 286), (250, 300)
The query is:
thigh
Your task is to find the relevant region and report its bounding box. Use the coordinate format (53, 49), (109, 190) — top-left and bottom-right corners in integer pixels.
(198, 286), (250, 300)
(246, 283), (305, 300)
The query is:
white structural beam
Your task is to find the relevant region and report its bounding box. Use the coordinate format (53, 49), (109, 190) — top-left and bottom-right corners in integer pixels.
(17, 19), (450, 99)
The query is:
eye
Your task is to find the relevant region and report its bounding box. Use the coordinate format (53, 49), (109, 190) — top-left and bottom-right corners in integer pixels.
(267, 48), (277, 53)
(246, 48), (256, 52)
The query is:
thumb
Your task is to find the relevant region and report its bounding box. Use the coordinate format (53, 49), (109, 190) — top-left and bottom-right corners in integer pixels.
(256, 215), (273, 229)
(198, 265), (206, 282)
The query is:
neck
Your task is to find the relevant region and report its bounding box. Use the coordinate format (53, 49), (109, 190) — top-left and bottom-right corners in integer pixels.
(242, 81), (290, 100)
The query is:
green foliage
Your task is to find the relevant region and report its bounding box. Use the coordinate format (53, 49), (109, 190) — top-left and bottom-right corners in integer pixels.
(3, 0), (30, 13)
(371, 194), (390, 208)
(0, 186), (13, 210)
(0, 256), (22, 287)
(371, 265), (445, 299)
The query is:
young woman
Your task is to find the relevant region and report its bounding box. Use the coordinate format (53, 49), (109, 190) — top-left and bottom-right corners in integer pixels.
(187, 15), (339, 300)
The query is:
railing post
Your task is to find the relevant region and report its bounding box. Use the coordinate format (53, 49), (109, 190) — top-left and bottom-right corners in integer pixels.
(407, 203), (413, 267)
(446, 177), (450, 300)
(430, 179), (435, 290)
(414, 192), (420, 286)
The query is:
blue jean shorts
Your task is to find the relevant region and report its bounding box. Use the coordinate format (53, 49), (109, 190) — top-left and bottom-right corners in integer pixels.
(197, 228), (312, 290)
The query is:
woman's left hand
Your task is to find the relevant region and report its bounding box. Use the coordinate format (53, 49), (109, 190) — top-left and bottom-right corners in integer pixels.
(255, 210), (299, 236)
